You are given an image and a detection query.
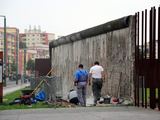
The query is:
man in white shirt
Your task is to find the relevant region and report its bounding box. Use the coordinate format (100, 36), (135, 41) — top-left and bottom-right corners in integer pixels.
(89, 61), (104, 106)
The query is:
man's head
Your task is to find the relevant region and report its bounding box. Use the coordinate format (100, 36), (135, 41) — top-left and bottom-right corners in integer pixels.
(78, 64), (83, 69)
(94, 61), (99, 65)
(70, 89), (74, 92)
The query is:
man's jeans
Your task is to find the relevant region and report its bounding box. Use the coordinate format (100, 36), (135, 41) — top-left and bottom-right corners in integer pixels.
(77, 84), (87, 106)
(92, 78), (103, 104)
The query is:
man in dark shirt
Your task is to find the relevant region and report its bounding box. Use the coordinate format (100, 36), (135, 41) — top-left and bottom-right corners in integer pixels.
(74, 64), (88, 106)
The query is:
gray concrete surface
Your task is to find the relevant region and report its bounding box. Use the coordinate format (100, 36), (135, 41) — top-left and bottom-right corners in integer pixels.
(3, 81), (30, 95)
(0, 107), (160, 120)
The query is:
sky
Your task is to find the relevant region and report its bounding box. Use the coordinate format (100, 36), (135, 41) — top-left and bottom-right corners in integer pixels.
(0, 0), (160, 37)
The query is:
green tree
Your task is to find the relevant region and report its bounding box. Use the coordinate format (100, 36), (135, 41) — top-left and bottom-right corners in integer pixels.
(11, 60), (16, 72)
(26, 59), (35, 74)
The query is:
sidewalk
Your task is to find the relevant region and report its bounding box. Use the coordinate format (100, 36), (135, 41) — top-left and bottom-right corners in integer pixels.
(3, 82), (30, 96)
(0, 106), (160, 120)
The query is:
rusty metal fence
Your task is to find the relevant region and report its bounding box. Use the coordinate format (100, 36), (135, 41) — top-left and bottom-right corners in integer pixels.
(135, 6), (160, 110)
(30, 76), (63, 101)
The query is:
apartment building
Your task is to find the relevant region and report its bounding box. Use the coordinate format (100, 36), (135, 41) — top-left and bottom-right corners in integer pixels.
(20, 26), (55, 59)
(19, 26), (55, 76)
(0, 27), (19, 77)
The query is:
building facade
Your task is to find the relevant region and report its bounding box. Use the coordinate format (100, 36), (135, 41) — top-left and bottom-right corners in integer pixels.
(20, 26), (55, 58)
(0, 27), (19, 77)
(19, 26), (55, 76)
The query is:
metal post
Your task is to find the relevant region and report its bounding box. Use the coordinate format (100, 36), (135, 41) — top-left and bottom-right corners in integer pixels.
(4, 17), (6, 86)
(137, 12), (140, 107)
(8, 57), (9, 77)
(16, 30), (19, 84)
(144, 9), (147, 108)
(158, 6), (160, 111)
(24, 49), (26, 81)
(0, 16), (7, 87)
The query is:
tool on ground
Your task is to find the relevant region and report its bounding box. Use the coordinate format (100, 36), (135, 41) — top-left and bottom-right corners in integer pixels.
(20, 68), (54, 100)
(29, 68), (54, 96)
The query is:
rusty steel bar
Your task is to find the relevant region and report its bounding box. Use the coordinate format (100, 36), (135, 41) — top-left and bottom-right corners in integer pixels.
(135, 6), (160, 110)
(149, 7), (153, 109)
(150, 7), (156, 109)
(150, 8), (154, 56)
(158, 6), (160, 110)
(153, 7), (156, 59)
(145, 9), (147, 59)
(137, 12), (140, 107)
(144, 9), (148, 108)
(153, 7), (156, 109)
(141, 11), (144, 107)
(158, 8), (160, 61)
(142, 11), (144, 60)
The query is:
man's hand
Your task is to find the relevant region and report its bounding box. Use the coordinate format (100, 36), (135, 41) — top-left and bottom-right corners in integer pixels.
(74, 81), (77, 86)
(89, 81), (91, 86)
(88, 79), (91, 86)
(102, 77), (105, 83)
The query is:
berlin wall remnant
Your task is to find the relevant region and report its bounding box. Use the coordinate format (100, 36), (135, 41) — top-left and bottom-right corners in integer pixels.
(49, 15), (135, 99)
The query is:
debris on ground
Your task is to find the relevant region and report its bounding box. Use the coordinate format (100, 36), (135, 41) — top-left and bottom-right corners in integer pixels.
(90, 95), (134, 107)
(9, 89), (45, 106)
(120, 97), (134, 105)
(46, 98), (77, 108)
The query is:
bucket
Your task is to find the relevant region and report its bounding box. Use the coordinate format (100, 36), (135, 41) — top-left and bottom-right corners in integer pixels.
(103, 97), (111, 104)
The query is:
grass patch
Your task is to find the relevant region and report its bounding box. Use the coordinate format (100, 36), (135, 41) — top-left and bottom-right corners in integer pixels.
(140, 88), (159, 103)
(0, 88), (63, 110)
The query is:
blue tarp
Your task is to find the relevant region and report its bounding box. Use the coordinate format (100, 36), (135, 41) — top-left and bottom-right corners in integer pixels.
(35, 90), (46, 101)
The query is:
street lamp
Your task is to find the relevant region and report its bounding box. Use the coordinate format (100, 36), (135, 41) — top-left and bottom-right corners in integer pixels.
(0, 15), (7, 86)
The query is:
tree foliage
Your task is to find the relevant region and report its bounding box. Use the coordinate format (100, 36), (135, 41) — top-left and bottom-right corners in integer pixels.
(26, 59), (35, 73)
(11, 60), (16, 72)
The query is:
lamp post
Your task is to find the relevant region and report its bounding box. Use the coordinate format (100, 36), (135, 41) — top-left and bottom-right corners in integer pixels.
(0, 15), (6, 86)
(15, 30), (19, 85)
(24, 48), (26, 81)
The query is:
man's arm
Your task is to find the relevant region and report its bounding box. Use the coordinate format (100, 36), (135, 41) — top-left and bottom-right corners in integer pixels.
(101, 71), (105, 81)
(88, 73), (92, 85)
(74, 80), (78, 86)
(101, 66), (106, 82)
(74, 71), (78, 86)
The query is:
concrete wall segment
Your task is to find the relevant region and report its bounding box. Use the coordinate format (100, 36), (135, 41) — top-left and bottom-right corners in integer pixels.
(50, 15), (135, 99)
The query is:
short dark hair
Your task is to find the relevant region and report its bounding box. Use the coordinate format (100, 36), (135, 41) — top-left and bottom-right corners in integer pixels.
(79, 64), (83, 68)
(70, 89), (74, 92)
(94, 61), (99, 65)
